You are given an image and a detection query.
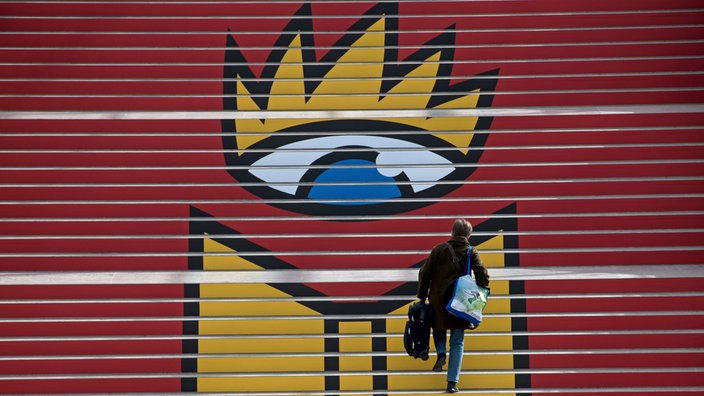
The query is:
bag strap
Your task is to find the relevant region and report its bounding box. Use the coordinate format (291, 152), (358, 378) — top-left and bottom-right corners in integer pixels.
(445, 242), (472, 275)
(444, 243), (472, 275)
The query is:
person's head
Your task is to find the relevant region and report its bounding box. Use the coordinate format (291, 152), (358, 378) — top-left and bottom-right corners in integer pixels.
(451, 219), (473, 238)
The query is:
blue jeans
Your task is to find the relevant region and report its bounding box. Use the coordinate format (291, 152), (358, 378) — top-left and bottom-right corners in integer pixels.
(433, 328), (465, 383)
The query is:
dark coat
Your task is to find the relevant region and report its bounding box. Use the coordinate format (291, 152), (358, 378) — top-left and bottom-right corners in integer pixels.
(416, 236), (490, 331)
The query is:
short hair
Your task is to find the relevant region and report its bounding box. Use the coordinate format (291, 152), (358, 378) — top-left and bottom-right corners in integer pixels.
(451, 219), (473, 237)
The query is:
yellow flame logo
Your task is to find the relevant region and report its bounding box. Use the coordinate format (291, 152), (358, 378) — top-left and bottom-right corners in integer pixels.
(222, 3), (499, 216)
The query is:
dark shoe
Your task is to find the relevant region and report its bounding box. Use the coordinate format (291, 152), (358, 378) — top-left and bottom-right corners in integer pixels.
(432, 353), (446, 372)
(446, 382), (459, 393)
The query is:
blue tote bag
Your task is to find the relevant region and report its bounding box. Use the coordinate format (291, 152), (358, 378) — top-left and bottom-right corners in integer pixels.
(445, 246), (490, 326)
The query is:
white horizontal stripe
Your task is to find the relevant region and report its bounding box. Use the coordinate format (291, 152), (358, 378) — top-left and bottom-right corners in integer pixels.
(3, 54), (701, 66)
(0, 265), (701, 285)
(2, 87), (702, 99)
(2, 228), (702, 240)
(0, 387), (690, 395)
(5, 39), (702, 50)
(2, 193), (701, 205)
(1, 210), (699, 223)
(2, 7), (700, 19)
(0, 311), (700, 324)
(2, 0), (699, 6)
(1, 329), (700, 343)
(3, 291), (702, 304)
(3, 142), (702, 153)
(2, 24), (702, 35)
(0, 348), (700, 361)
(5, 159), (702, 172)
(0, 248), (701, 258)
(5, 177), (702, 189)
(2, 70), (702, 81)
(3, 311), (700, 325)
(0, 367), (700, 381)
(2, 104), (702, 120)
(0, 125), (699, 137)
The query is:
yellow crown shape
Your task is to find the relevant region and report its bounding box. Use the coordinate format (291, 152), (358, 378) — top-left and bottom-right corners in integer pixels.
(223, 3), (498, 155)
